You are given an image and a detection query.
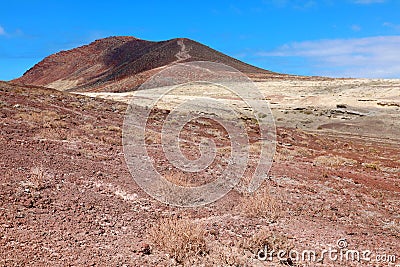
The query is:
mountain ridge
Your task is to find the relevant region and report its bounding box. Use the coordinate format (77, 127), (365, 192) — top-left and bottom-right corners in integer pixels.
(13, 36), (278, 92)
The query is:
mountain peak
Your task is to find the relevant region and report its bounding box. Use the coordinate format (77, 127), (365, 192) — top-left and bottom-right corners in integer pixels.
(13, 36), (276, 92)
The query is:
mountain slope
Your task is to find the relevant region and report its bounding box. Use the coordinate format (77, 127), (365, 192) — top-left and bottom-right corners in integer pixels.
(13, 36), (277, 92)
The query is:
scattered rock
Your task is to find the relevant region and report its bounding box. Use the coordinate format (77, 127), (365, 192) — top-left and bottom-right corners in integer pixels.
(357, 99), (376, 102)
(377, 101), (400, 107)
(23, 199), (34, 208)
(331, 109), (367, 116)
(140, 243), (151, 255)
(346, 110), (367, 116)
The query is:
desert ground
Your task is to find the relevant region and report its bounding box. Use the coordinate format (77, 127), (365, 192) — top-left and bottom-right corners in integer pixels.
(81, 78), (400, 138)
(1, 78), (399, 266)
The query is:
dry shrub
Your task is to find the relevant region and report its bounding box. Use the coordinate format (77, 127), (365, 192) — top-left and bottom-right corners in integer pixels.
(240, 227), (272, 254)
(209, 244), (248, 266)
(144, 131), (161, 144)
(204, 127), (225, 139)
(20, 166), (51, 191)
(29, 166), (47, 190)
(196, 119), (212, 127)
(362, 162), (380, 170)
(35, 128), (67, 140)
(100, 135), (120, 145)
(274, 146), (311, 162)
(16, 110), (62, 124)
(43, 119), (68, 129)
(238, 186), (281, 221)
(164, 172), (196, 187)
(107, 125), (121, 132)
(248, 141), (263, 154)
(16, 110), (69, 130)
(80, 123), (94, 132)
(148, 217), (207, 263)
(240, 227), (293, 256)
(313, 155), (357, 167)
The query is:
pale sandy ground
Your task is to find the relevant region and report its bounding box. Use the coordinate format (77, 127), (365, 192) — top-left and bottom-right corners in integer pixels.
(47, 79), (80, 90)
(78, 78), (400, 140)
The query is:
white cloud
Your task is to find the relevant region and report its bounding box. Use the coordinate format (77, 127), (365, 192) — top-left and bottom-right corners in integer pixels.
(383, 22), (400, 31)
(351, 24), (361, 32)
(353, 0), (385, 4)
(0, 26), (5, 35)
(258, 36), (400, 78)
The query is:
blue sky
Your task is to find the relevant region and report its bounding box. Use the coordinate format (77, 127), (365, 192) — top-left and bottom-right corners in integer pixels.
(1, 0), (400, 80)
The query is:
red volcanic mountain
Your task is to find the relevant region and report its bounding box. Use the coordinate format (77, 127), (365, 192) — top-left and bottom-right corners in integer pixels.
(13, 36), (277, 92)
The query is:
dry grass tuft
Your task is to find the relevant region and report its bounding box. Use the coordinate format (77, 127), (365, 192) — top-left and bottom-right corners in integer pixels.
(362, 162), (380, 170)
(209, 244), (248, 266)
(240, 227), (293, 256)
(145, 131), (161, 144)
(313, 155), (357, 167)
(30, 166), (47, 189)
(15, 110), (63, 125)
(164, 172), (195, 187)
(35, 128), (68, 141)
(148, 217), (207, 263)
(107, 125), (121, 132)
(274, 146), (311, 162)
(237, 186), (281, 221)
(20, 166), (52, 191)
(239, 227), (272, 253)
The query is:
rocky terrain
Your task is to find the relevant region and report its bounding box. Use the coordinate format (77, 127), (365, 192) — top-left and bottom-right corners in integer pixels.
(1, 77), (399, 266)
(1, 36), (399, 266)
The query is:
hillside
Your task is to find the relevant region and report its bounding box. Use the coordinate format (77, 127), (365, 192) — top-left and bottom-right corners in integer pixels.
(13, 36), (277, 92)
(1, 80), (399, 265)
